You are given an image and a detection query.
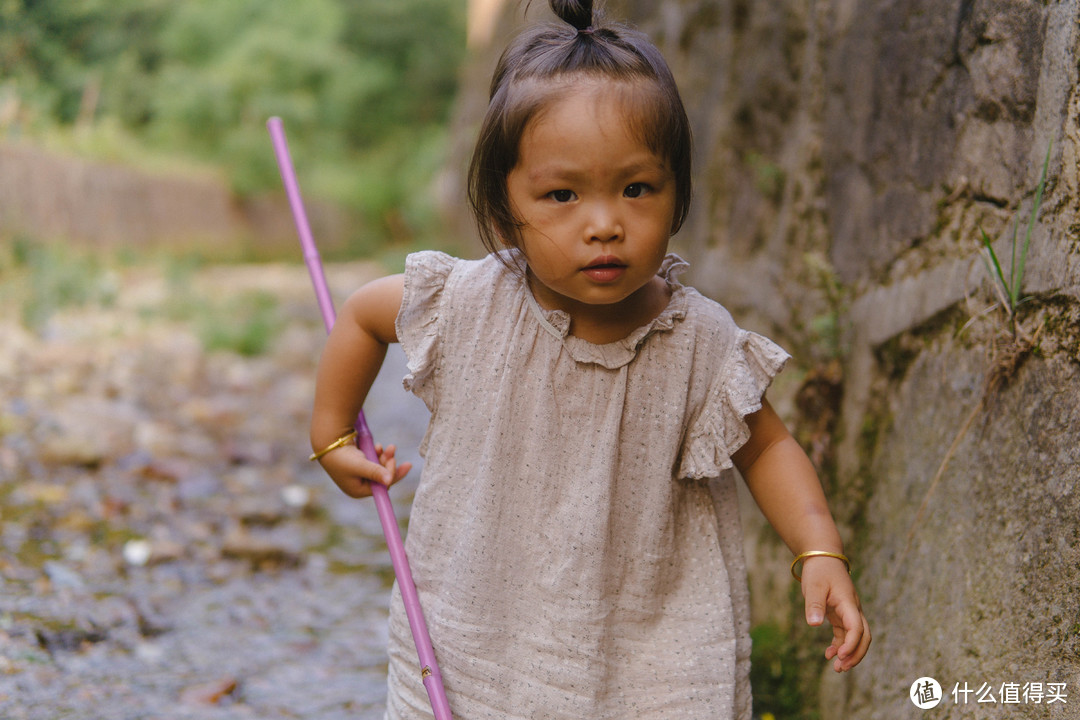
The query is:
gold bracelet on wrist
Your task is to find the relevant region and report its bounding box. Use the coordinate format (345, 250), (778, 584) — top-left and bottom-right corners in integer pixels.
(309, 430), (358, 462)
(790, 551), (851, 582)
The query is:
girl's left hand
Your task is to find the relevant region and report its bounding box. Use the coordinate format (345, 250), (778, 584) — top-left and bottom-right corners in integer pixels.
(800, 555), (872, 672)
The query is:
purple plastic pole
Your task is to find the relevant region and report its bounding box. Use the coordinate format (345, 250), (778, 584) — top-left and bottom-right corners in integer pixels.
(267, 117), (452, 720)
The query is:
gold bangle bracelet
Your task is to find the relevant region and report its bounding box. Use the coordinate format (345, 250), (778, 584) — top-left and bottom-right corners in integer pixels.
(309, 430), (358, 462)
(790, 551), (851, 582)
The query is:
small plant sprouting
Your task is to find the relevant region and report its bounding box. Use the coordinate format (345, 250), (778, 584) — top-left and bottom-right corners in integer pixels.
(979, 141), (1051, 340)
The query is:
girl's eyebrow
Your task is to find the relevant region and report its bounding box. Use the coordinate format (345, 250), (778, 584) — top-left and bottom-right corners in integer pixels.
(525, 158), (669, 182)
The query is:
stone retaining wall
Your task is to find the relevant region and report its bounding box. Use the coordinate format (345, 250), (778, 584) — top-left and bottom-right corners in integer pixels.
(447, 1), (1080, 716)
(0, 142), (348, 255)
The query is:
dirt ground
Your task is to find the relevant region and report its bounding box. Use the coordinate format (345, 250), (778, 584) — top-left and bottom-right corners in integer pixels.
(0, 259), (431, 719)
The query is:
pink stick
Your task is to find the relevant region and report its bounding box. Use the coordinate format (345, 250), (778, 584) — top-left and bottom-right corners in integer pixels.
(267, 117), (453, 720)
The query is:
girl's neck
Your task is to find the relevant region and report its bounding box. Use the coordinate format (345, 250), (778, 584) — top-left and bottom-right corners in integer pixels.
(527, 272), (672, 345)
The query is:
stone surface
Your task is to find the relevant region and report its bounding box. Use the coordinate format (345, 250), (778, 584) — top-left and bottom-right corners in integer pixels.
(446, 0), (1080, 716)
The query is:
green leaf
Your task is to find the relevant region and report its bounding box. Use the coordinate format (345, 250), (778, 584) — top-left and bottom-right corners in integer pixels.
(1012, 140), (1051, 307)
(980, 226), (1011, 311)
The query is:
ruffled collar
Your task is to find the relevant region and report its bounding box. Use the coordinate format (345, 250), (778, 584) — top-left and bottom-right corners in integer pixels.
(520, 253), (691, 369)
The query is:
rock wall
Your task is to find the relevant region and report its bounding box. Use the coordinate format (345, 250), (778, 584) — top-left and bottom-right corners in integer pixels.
(447, 1), (1080, 716)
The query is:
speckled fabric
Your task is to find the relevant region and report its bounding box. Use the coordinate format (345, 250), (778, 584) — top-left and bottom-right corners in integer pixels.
(385, 250), (788, 720)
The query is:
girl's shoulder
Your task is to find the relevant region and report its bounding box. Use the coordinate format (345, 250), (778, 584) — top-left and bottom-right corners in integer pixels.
(668, 276), (789, 380)
(404, 249), (520, 288)
(399, 249), (524, 330)
(657, 255), (738, 330)
(673, 284), (744, 347)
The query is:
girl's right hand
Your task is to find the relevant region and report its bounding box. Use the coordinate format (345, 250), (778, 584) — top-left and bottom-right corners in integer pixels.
(309, 274), (408, 498)
(318, 442), (412, 499)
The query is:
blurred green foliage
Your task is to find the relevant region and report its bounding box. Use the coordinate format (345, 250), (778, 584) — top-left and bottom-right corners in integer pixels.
(0, 0), (466, 246)
(750, 621), (814, 720)
(0, 234), (118, 331)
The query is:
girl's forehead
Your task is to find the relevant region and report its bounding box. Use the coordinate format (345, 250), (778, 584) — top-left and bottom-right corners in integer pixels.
(515, 95), (670, 179)
(528, 85), (627, 129)
(525, 74), (652, 115)
(521, 77), (668, 146)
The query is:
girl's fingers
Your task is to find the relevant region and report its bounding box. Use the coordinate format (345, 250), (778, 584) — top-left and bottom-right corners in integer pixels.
(321, 446), (402, 498)
(800, 565), (832, 626)
(374, 444), (413, 484)
(318, 443), (413, 499)
(825, 601), (871, 672)
(337, 461), (389, 497)
(835, 615), (872, 671)
(800, 562), (871, 672)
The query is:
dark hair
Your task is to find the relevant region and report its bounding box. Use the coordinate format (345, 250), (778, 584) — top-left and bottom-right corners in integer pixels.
(468, 0), (693, 256)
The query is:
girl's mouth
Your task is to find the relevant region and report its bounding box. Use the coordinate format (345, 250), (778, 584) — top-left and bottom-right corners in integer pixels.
(582, 256), (626, 282)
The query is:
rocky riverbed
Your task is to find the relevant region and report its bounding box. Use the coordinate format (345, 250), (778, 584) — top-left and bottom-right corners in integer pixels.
(0, 258), (431, 719)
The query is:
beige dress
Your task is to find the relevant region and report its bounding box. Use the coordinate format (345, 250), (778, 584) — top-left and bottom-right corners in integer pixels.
(386, 250), (788, 720)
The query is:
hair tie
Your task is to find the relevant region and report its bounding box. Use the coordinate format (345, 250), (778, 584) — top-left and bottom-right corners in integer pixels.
(578, 26), (596, 36)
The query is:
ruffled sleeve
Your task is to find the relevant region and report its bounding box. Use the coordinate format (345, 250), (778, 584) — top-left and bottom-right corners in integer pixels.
(395, 250), (458, 410)
(678, 329), (790, 479)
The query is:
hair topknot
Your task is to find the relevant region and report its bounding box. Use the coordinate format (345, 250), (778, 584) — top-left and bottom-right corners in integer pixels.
(549, 0), (594, 31)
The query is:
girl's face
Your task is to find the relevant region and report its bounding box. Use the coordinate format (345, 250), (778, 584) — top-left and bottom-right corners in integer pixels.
(506, 81), (677, 333)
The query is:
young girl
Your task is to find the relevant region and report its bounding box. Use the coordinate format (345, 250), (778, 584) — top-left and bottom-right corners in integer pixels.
(310, 1), (870, 718)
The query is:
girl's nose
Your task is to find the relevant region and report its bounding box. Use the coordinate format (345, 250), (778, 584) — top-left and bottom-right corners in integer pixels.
(584, 202), (623, 243)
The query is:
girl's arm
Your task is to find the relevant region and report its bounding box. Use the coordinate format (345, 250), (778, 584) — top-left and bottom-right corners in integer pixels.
(732, 399), (871, 672)
(310, 274), (412, 498)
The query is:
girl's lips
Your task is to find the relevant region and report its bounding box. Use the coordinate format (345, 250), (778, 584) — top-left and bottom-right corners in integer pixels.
(582, 256), (626, 282)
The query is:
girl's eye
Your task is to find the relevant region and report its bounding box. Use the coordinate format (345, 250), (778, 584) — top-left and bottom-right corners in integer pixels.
(548, 189), (575, 203)
(624, 183), (650, 198)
